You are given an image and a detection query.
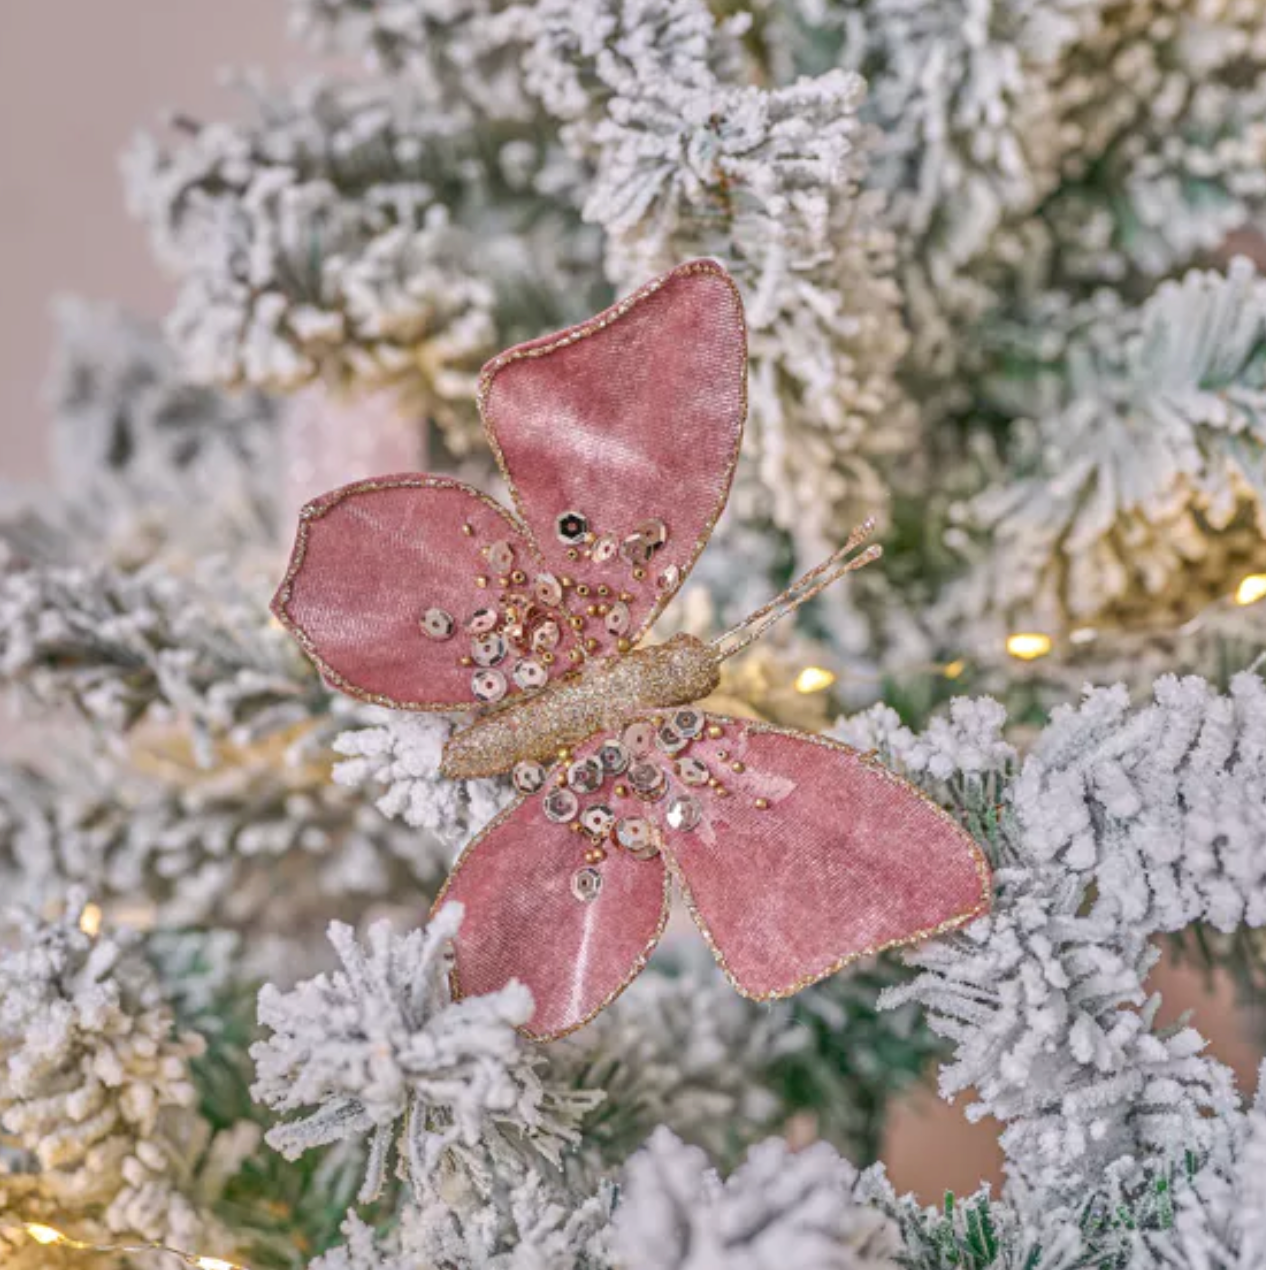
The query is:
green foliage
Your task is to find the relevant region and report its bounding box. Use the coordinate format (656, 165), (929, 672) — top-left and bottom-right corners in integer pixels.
(771, 955), (946, 1164)
(885, 1157), (1201, 1270)
(153, 936), (382, 1268)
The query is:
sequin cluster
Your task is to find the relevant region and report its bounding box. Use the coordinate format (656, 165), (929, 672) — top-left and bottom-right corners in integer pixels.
(551, 507), (681, 630)
(418, 510), (679, 706)
(417, 525), (584, 704)
(511, 712), (775, 904)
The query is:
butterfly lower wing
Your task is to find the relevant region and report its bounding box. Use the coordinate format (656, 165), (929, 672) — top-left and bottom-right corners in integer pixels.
(661, 717), (992, 998)
(478, 260), (747, 651)
(436, 787), (671, 1041)
(273, 474), (583, 710)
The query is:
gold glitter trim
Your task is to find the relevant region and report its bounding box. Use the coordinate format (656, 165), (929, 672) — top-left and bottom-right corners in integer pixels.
(440, 634), (719, 780)
(430, 783), (674, 1044)
(662, 716), (995, 1003)
(271, 474), (544, 713)
(477, 259), (749, 648)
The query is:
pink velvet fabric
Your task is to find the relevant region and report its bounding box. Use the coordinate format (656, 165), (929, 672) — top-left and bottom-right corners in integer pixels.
(439, 801), (670, 1039)
(671, 723), (991, 999)
(480, 260), (747, 647)
(272, 476), (535, 708)
(439, 718), (989, 1037)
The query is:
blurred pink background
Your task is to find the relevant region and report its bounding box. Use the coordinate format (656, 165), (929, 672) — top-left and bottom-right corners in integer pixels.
(0, 1), (1260, 1206)
(0, 2), (297, 485)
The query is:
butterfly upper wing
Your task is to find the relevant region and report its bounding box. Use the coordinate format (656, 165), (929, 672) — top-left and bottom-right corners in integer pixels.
(478, 260), (747, 652)
(660, 717), (992, 998)
(435, 782), (671, 1041)
(272, 475), (586, 711)
(276, 262), (746, 706)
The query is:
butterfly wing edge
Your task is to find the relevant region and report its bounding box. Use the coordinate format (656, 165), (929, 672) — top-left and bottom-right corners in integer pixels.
(431, 787), (674, 1043)
(664, 717), (994, 1002)
(271, 472), (536, 713)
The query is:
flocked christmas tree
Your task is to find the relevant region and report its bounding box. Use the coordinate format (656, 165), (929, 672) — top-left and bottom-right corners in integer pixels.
(3, 1), (1266, 1266)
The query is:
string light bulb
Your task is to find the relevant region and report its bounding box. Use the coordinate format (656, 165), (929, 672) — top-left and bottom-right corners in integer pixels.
(794, 666), (837, 693)
(942, 658), (966, 680)
(1005, 632), (1052, 661)
(7, 1221), (248, 1269)
(1235, 573), (1266, 606)
(25, 1223), (66, 1245)
(78, 903), (102, 937)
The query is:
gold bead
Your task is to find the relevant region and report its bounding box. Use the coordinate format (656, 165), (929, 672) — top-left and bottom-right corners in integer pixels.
(586, 605), (599, 617)
(557, 773), (568, 786)
(717, 750), (729, 761)
(542, 652), (555, 665)
(615, 784), (629, 798)
(585, 638), (598, 651)
(715, 786), (729, 797)
(460, 656), (473, 667)
(731, 761), (745, 773)
(569, 616), (585, 630)
(570, 822), (584, 833)
(576, 584), (590, 597)
(511, 570), (526, 584)
(498, 576), (510, 587)
(619, 591), (634, 603)
(706, 725), (724, 739)
(569, 648), (583, 662)
(585, 847), (607, 864)
(561, 576), (575, 588)
(652, 715), (663, 726)
(566, 548), (579, 560)
(558, 747), (573, 761)
(597, 585), (610, 596)
(475, 576), (488, 589)
(616, 638), (632, 653)
(597, 604), (609, 616)
(755, 797), (770, 810)
(707, 777), (720, 787)
(462, 523), (475, 537)
(633, 568), (647, 581)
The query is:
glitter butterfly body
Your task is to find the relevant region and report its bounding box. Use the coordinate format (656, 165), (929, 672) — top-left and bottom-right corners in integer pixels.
(272, 260), (991, 1041)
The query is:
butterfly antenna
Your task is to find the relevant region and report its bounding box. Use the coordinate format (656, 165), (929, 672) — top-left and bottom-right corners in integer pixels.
(710, 519), (882, 662)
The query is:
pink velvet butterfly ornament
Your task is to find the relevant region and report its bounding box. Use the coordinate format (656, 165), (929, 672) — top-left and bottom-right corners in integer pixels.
(272, 260), (992, 1041)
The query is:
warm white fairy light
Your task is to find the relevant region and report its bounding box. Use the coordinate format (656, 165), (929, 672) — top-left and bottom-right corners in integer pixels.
(5, 1221), (248, 1269)
(1005, 632), (1053, 661)
(78, 903), (102, 937)
(25, 1223), (65, 1245)
(794, 666), (837, 693)
(1235, 573), (1266, 606)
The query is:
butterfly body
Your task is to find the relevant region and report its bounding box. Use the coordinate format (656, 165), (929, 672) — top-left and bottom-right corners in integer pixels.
(272, 259), (992, 1041)
(439, 633), (720, 780)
